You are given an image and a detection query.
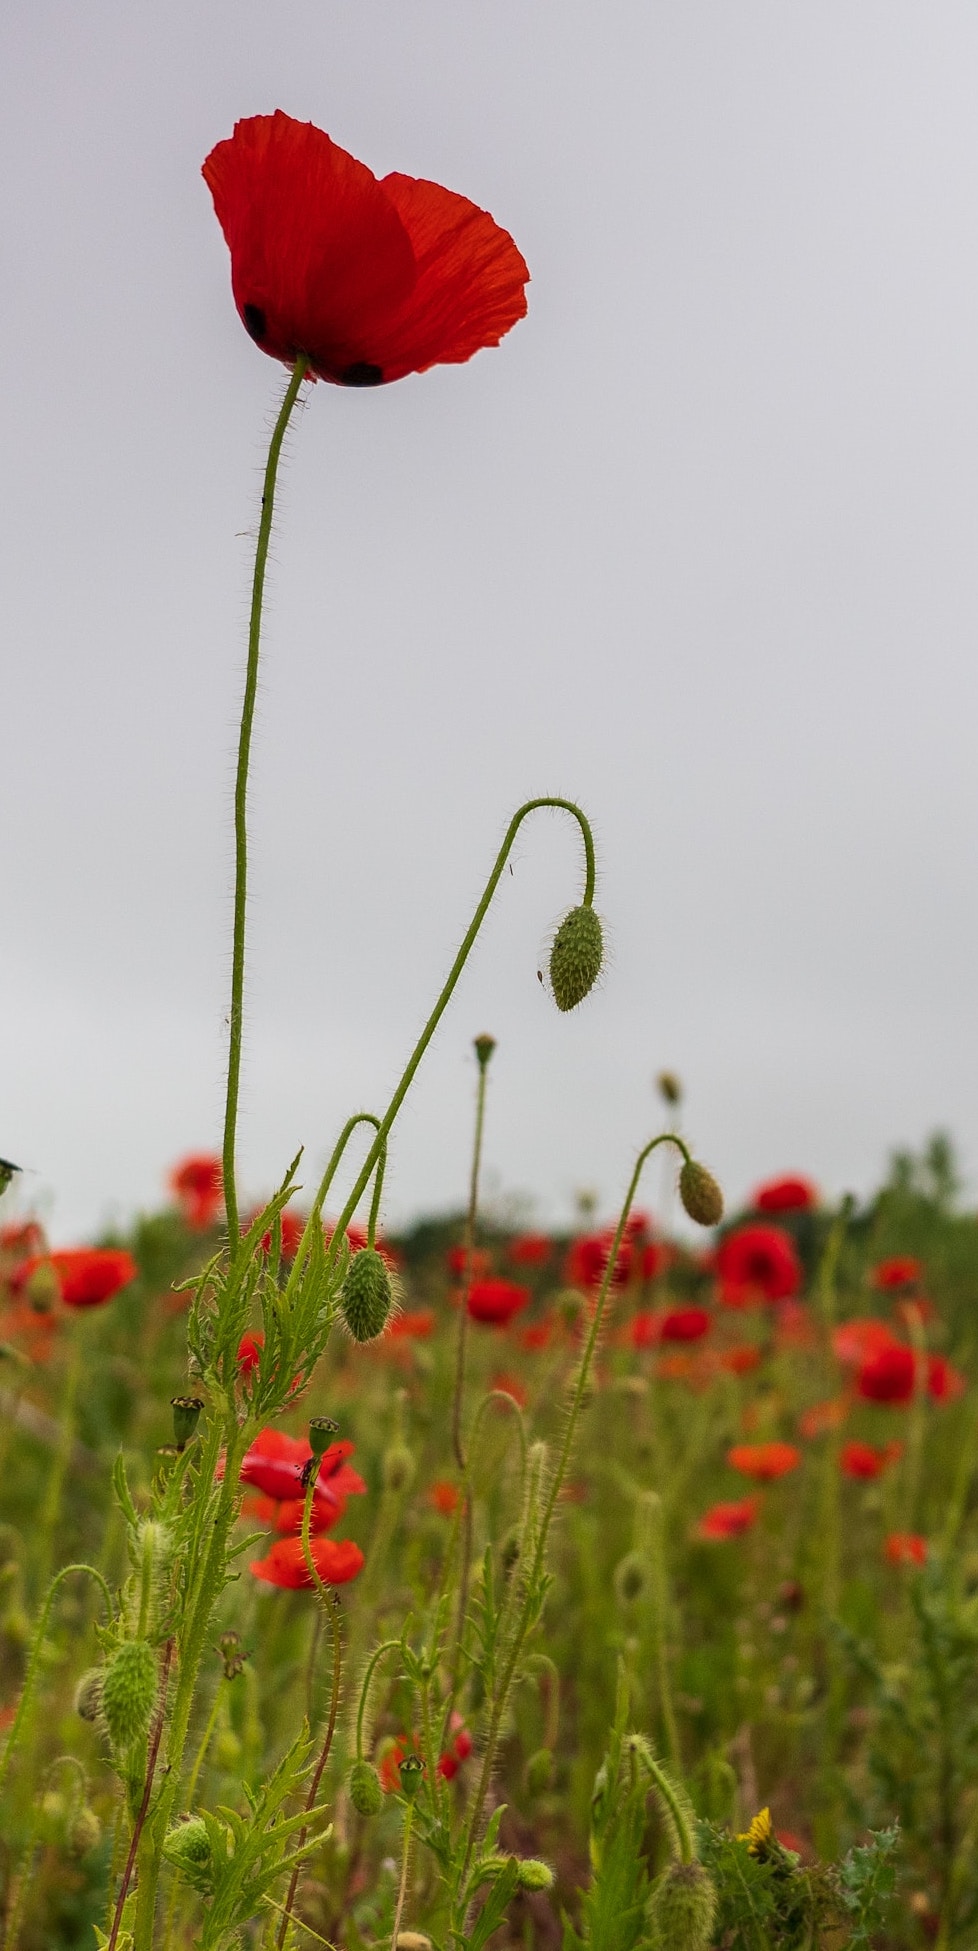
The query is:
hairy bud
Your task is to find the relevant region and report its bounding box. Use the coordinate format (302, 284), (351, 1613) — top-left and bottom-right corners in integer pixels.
(69, 1805), (101, 1856)
(516, 1858), (555, 1892)
(679, 1159), (724, 1228)
(649, 1861), (717, 1951)
(341, 1248), (394, 1343)
(75, 1668), (103, 1723)
(383, 1443), (415, 1494)
(349, 1758), (384, 1817)
(549, 906), (603, 1012)
(613, 1549), (649, 1606)
(163, 1816), (216, 1893)
(101, 1640), (157, 1752)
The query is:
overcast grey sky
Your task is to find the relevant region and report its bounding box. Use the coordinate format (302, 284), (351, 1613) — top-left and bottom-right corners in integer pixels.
(4, 3), (978, 1242)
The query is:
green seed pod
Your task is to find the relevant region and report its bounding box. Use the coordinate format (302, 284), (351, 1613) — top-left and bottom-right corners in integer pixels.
(69, 1805), (101, 1856)
(74, 1668), (103, 1723)
(657, 1071), (682, 1107)
(526, 1747), (554, 1794)
(398, 1753), (425, 1799)
(614, 1549), (648, 1606)
(516, 1859), (555, 1892)
(163, 1816), (215, 1893)
(679, 1159), (724, 1228)
(341, 1248), (394, 1343)
(349, 1758), (384, 1817)
(549, 906), (603, 1012)
(383, 1442), (415, 1494)
(170, 1396), (204, 1450)
(474, 1033), (497, 1068)
(101, 1640), (157, 1751)
(648, 1861), (717, 1951)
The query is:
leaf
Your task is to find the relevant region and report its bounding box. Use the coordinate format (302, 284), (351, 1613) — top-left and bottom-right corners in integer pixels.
(466, 1858), (521, 1951)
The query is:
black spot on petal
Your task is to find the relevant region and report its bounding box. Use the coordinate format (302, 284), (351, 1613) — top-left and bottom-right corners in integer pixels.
(243, 304), (266, 343)
(339, 361), (384, 387)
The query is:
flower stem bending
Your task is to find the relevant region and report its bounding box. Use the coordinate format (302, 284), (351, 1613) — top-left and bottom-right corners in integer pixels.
(223, 355), (310, 1252)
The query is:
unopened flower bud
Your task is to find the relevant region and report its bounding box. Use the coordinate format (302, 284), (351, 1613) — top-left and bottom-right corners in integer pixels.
(383, 1443), (415, 1494)
(101, 1640), (157, 1751)
(549, 906), (603, 1012)
(679, 1159), (724, 1228)
(474, 1034), (496, 1068)
(341, 1248), (394, 1343)
(75, 1668), (103, 1722)
(613, 1549), (648, 1606)
(516, 1858), (555, 1892)
(163, 1815), (215, 1892)
(657, 1071), (683, 1107)
(69, 1805), (101, 1856)
(648, 1861), (717, 1951)
(309, 1415), (339, 1457)
(171, 1397), (204, 1450)
(526, 1747), (554, 1794)
(349, 1758), (384, 1816)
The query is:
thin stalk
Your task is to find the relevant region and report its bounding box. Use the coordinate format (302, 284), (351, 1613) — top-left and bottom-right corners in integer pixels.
(276, 1468), (344, 1949)
(453, 1041), (494, 1471)
(457, 1132), (690, 1893)
(389, 1801), (416, 1951)
(0, 1561), (112, 1801)
(223, 355), (309, 1251)
(107, 1636), (174, 1951)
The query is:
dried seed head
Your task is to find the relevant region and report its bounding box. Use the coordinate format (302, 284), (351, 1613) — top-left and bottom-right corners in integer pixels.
(170, 1397), (204, 1450)
(349, 1758), (384, 1817)
(679, 1159), (724, 1228)
(649, 1861), (717, 1951)
(309, 1415), (339, 1457)
(341, 1248), (394, 1343)
(101, 1640), (157, 1752)
(549, 906), (603, 1012)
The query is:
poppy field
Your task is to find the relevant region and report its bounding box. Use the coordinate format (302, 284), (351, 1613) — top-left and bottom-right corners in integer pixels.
(2, 98), (974, 1951)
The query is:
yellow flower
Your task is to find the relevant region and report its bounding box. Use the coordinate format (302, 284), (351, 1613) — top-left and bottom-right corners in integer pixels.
(738, 1808), (773, 1858)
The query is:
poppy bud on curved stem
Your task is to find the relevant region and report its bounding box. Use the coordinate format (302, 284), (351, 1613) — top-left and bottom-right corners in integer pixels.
(549, 905), (604, 1013)
(341, 1247), (394, 1343)
(678, 1158), (724, 1228)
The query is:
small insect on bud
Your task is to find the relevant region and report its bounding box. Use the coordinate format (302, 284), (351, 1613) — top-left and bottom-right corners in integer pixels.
(549, 905), (603, 1013)
(349, 1757), (384, 1817)
(217, 1630), (247, 1680)
(474, 1033), (497, 1068)
(171, 1397), (204, 1450)
(101, 1640), (158, 1752)
(648, 1861), (717, 1951)
(516, 1859), (555, 1892)
(309, 1415), (340, 1458)
(341, 1248), (395, 1343)
(679, 1159), (724, 1228)
(613, 1549), (648, 1606)
(398, 1753), (425, 1800)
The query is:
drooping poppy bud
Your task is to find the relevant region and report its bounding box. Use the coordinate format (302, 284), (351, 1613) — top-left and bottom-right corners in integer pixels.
(649, 1861), (717, 1951)
(341, 1248), (394, 1342)
(101, 1640), (157, 1751)
(349, 1758), (384, 1816)
(549, 906), (603, 1012)
(74, 1669), (103, 1722)
(162, 1816), (216, 1893)
(68, 1805), (101, 1857)
(679, 1160), (724, 1228)
(613, 1549), (648, 1606)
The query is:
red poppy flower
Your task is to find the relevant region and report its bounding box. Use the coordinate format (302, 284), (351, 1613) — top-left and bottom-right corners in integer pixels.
(203, 112), (528, 388)
(387, 1309), (435, 1340)
(720, 1344), (762, 1376)
(13, 1248), (137, 1309)
(237, 1331), (264, 1378)
(446, 1246), (491, 1278)
(660, 1307), (711, 1343)
(508, 1233), (552, 1266)
(230, 1426), (356, 1502)
(798, 1397), (848, 1439)
(466, 1278), (529, 1326)
(249, 1534), (364, 1588)
(728, 1441), (802, 1482)
(752, 1175), (818, 1214)
(565, 1230), (633, 1293)
(832, 1318), (899, 1368)
(169, 1154), (223, 1230)
(840, 1440), (902, 1480)
(870, 1256), (923, 1291)
(715, 1226), (801, 1305)
(697, 1497), (760, 1541)
(926, 1355), (966, 1403)
(520, 1318), (554, 1352)
(856, 1344), (916, 1405)
(885, 1532), (927, 1567)
(773, 1301), (817, 1351)
(429, 1479), (461, 1517)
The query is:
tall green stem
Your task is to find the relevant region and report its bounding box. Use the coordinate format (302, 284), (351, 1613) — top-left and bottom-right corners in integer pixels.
(223, 356), (309, 1251)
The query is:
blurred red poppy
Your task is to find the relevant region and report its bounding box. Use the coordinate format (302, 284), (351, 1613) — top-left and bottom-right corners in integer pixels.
(446, 1246), (491, 1278)
(798, 1397), (848, 1439)
(720, 1344), (762, 1376)
(250, 1535), (364, 1588)
(14, 1248), (137, 1309)
(437, 1715), (473, 1779)
(716, 1226), (801, 1306)
(387, 1309), (435, 1340)
(840, 1440), (902, 1479)
(169, 1154), (223, 1229)
(885, 1532), (927, 1567)
(660, 1307), (711, 1343)
(203, 112), (529, 387)
(870, 1256), (923, 1291)
(248, 1207), (306, 1259)
(429, 1480), (461, 1517)
(728, 1441), (802, 1482)
(520, 1318), (554, 1352)
(752, 1175), (818, 1213)
(467, 1279), (529, 1326)
(333, 1224), (401, 1271)
(697, 1497), (760, 1540)
(565, 1230), (633, 1292)
(856, 1345), (916, 1405)
(833, 1318), (898, 1367)
(508, 1233), (552, 1266)
(491, 1370), (528, 1408)
(237, 1331), (264, 1377)
(926, 1355), (966, 1402)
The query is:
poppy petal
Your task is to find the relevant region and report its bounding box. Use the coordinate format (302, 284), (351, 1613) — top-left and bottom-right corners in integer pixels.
(370, 174), (529, 381)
